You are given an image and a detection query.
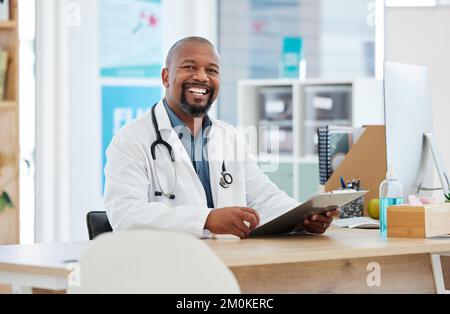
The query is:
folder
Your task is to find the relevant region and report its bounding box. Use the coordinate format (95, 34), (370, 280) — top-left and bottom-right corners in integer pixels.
(250, 190), (367, 237)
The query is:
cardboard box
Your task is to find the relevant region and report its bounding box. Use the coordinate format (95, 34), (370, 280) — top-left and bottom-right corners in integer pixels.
(325, 125), (387, 216)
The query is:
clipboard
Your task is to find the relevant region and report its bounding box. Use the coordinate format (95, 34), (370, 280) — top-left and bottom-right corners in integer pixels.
(249, 190), (368, 237)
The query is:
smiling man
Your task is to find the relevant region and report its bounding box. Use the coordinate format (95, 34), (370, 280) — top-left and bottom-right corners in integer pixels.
(104, 36), (339, 239)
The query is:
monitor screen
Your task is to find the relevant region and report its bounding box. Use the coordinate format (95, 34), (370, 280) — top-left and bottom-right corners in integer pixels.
(384, 61), (434, 200)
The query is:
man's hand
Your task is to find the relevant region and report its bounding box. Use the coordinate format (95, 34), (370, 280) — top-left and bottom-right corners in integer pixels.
(205, 207), (260, 239)
(303, 208), (340, 234)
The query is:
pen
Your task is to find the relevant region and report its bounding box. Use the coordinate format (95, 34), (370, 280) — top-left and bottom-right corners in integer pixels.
(340, 176), (346, 189)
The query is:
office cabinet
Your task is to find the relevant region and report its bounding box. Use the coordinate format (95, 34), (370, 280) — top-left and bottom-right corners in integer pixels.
(238, 78), (383, 201)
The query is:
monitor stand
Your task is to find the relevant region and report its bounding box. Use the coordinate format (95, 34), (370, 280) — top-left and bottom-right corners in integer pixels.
(418, 133), (450, 196)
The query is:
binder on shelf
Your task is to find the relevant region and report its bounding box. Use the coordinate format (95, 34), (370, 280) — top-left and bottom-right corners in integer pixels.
(323, 125), (387, 215)
(317, 127), (330, 184)
(317, 125), (354, 185)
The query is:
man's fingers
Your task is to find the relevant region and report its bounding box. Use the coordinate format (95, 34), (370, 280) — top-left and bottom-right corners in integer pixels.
(304, 218), (330, 234)
(306, 224), (326, 234)
(326, 208), (340, 217)
(230, 225), (247, 239)
(310, 214), (332, 224)
(239, 211), (259, 230)
(232, 219), (250, 238)
(240, 207), (260, 225)
(309, 220), (330, 228)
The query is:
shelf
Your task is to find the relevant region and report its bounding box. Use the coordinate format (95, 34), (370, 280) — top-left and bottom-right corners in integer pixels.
(258, 154), (296, 164)
(239, 78), (354, 87)
(0, 101), (16, 110)
(257, 154), (319, 164)
(304, 119), (352, 127)
(259, 119), (293, 128)
(0, 20), (17, 29)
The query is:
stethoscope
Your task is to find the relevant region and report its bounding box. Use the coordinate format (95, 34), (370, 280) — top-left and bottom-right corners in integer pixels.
(151, 105), (233, 200)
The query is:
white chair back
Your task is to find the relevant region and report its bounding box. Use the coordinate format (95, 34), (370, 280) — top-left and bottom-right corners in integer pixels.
(68, 230), (240, 294)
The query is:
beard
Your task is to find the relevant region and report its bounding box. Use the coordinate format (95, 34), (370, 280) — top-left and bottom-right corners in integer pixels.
(179, 84), (215, 118)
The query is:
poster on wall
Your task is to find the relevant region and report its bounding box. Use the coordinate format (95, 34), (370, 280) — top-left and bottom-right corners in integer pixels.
(102, 86), (161, 187)
(100, 0), (162, 78)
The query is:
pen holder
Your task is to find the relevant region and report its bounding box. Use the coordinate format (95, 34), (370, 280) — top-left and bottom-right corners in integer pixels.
(340, 196), (364, 218)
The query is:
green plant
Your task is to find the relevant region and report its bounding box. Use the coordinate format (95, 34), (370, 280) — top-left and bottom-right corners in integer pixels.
(0, 191), (13, 213)
(445, 193), (450, 203)
(0, 153), (15, 213)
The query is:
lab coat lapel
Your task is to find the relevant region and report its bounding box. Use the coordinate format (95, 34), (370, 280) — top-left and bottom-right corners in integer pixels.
(206, 124), (223, 209)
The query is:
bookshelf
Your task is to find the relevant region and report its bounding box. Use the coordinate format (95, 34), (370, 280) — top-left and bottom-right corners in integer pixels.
(0, 20), (16, 29)
(238, 78), (384, 202)
(0, 0), (19, 246)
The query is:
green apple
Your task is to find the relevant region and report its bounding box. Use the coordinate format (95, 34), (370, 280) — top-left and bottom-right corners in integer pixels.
(368, 198), (380, 219)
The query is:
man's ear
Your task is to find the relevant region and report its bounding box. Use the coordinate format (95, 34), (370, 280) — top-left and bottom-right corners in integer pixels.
(161, 68), (169, 88)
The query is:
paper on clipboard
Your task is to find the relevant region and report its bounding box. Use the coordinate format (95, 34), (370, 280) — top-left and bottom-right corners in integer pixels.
(249, 190), (368, 237)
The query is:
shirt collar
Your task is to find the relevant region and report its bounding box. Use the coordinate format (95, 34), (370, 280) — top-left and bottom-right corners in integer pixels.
(162, 99), (212, 130)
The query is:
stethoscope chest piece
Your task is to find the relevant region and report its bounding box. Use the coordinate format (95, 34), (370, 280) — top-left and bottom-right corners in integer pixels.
(219, 162), (233, 189)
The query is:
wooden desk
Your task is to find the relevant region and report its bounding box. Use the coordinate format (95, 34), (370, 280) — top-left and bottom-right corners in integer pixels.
(206, 227), (450, 293)
(0, 227), (449, 293)
(0, 242), (87, 293)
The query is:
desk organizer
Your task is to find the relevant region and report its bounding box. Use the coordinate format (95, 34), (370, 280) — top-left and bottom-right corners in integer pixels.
(340, 196), (364, 218)
(387, 203), (450, 238)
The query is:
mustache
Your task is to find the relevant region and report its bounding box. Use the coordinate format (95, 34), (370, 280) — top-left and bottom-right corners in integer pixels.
(182, 82), (213, 91)
(180, 85), (214, 118)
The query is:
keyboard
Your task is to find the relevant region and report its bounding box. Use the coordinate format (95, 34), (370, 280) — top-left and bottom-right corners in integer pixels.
(333, 216), (380, 229)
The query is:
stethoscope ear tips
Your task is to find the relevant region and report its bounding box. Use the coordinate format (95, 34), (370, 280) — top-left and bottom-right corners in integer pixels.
(169, 194), (176, 200)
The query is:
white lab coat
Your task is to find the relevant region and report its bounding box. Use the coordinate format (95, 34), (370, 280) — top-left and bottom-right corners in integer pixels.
(104, 101), (300, 237)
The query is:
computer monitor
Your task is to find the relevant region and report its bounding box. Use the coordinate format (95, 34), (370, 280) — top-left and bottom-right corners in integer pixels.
(384, 61), (449, 200)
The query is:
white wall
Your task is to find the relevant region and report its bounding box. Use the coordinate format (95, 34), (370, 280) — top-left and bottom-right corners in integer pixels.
(36, 0), (218, 242)
(385, 7), (450, 191)
(68, 0), (102, 242)
(36, 0), (71, 242)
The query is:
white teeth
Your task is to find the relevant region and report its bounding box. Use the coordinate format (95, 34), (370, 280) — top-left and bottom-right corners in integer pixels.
(188, 87), (207, 95)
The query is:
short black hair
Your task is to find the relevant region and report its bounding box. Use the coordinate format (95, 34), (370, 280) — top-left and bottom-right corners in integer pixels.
(165, 36), (218, 68)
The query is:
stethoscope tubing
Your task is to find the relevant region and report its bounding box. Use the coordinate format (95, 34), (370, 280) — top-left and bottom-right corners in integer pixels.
(151, 104), (233, 198)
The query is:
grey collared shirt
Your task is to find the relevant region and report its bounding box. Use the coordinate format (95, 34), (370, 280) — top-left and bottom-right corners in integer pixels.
(163, 100), (214, 208)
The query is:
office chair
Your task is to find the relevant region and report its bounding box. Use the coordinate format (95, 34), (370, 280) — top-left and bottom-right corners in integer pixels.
(86, 211), (113, 240)
(68, 230), (241, 294)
